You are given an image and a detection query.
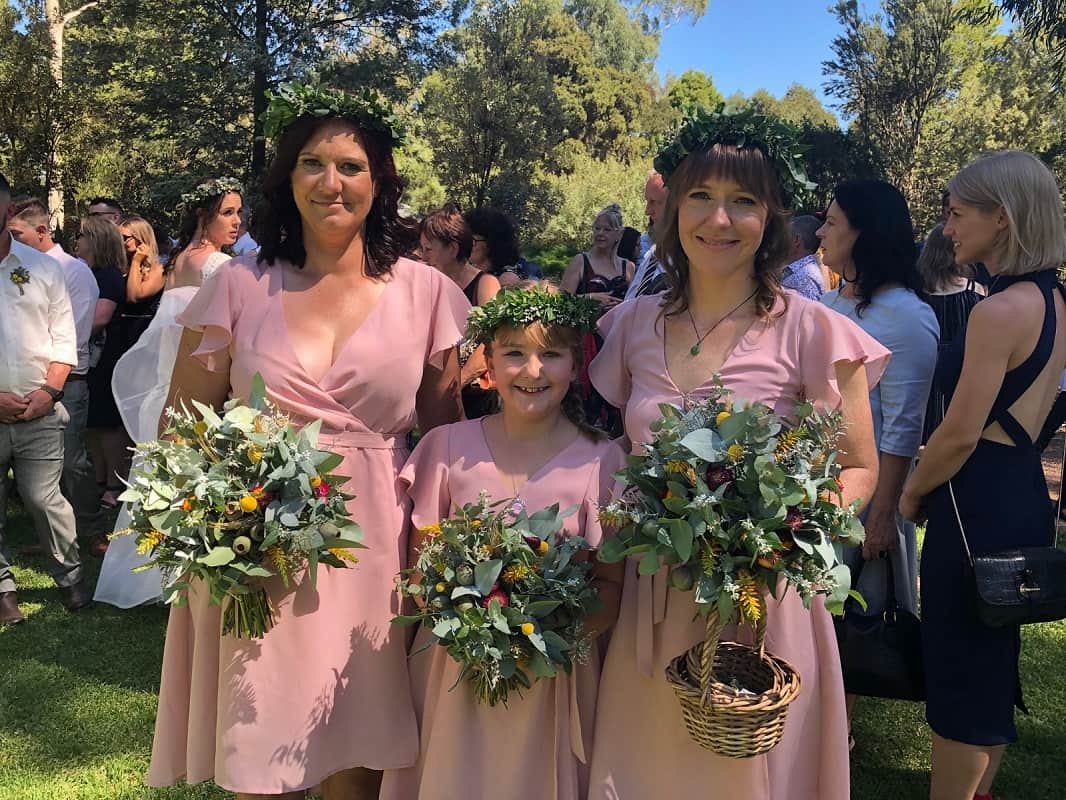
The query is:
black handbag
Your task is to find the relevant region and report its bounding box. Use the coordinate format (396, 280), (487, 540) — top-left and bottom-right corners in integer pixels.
(834, 557), (925, 701)
(948, 481), (1066, 628)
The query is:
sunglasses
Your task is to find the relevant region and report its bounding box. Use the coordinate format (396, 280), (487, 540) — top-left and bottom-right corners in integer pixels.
(122, 234), (138, 243)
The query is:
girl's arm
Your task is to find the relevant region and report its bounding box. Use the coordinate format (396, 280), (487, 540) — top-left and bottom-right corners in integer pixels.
(127, 259), (166, 302)
(831, 359), (880, 513)
(162, 328), (230, 435)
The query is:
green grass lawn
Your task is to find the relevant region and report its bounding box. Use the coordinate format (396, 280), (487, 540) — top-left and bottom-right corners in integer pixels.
(1, 505), (1064, 799)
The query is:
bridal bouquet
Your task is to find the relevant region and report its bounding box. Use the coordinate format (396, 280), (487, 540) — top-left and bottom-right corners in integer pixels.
(394, 497), (600, 706)
(598, 377), (864, 626)
(117, 375), (364, 639)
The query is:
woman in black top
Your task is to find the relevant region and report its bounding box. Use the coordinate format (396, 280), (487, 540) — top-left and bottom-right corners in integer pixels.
(464, 207), (527, 288)
(918, 223), (984, 442)
(76, 216), (133, 508)
(421, 205), (500, 418)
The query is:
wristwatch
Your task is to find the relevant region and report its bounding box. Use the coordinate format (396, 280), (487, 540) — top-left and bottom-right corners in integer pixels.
(38, 385), (64, 404)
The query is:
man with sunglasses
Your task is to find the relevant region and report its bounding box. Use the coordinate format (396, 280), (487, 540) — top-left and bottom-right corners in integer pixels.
(87, 197), (122, 225)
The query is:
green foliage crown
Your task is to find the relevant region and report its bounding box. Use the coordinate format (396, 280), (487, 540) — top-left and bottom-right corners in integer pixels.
(262, 82), (406, 147)
(178, 177), (243, 214)
(654, 104), (817, 207)
(465, 286), (601, 345)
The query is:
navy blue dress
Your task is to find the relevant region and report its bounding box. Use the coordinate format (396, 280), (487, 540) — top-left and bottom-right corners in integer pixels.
(921, 268), (1060, 745)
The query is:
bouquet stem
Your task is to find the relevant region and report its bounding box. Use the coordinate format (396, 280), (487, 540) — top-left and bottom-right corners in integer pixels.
(222, 588), (276, 639)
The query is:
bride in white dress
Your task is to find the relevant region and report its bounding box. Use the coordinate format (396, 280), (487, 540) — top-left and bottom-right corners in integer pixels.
(94, 179), (244, 608)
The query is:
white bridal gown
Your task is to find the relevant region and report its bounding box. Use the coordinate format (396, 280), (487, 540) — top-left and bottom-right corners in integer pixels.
(94, 252), (231, 608)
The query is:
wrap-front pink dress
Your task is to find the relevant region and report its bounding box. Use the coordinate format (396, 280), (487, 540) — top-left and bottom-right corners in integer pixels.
(586, 292), (890, 800)
(147, 256), (470, 794)
(379, 419), (627, 800)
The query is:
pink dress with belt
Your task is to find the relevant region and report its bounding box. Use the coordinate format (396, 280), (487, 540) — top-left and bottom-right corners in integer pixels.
(146, 256), (470, 794)
(586, 293), (890, 800)
(379, 419), (627, 800)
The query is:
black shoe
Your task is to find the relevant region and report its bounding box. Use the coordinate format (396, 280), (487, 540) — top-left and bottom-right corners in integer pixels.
(59, 582), (93, 612)
(0, 591), (24, 625)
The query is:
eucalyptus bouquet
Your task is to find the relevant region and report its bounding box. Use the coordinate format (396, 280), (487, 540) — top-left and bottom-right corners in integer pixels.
(394, 497), (601, 706)
(117, 375), (364, 639)
(598, 377), (864, 630)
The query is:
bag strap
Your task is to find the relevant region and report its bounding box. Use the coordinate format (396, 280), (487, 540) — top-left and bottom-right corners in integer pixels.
(949, 478), (1060, 556)
(947, 481), (976, 568)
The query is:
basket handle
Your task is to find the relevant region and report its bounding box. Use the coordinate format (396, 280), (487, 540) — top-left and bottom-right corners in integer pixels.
(698, 603), (768, 706)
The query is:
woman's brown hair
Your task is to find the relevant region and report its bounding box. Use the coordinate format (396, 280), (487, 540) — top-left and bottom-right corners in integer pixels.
(657, 143), (791, 320)
(78, 216), (126, 272)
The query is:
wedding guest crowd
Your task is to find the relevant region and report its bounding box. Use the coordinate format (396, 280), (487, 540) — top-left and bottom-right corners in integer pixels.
(2, 81), (1065, 800)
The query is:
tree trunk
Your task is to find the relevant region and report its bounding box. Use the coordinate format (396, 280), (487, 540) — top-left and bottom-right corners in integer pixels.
(44, 0), (99, 230)
(250, 0), (269, 183)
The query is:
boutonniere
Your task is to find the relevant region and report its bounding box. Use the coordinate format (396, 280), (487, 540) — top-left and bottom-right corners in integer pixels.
(9, 266), (29, 296)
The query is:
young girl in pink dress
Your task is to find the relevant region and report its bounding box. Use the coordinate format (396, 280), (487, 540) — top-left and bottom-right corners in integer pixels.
(146, 85), (470, 799)
(585, 108), (890, 799)
(380, 285), (627, 800)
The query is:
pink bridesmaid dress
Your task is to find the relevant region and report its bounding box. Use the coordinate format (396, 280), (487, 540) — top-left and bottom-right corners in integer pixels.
(147, 256), (470, 795)
(585, 293), (890, 800)
(379, 418), (627, 800)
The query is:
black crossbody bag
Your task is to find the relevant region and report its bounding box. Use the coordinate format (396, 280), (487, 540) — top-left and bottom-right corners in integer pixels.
(948, 481), (1066, 627)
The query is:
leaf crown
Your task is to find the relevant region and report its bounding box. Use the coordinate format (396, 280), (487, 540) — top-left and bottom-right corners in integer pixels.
(178, 177), (243, 215)
(654, 103), (816, 207)
(465, 286), (601, 345)
(262, 81), (406, 147)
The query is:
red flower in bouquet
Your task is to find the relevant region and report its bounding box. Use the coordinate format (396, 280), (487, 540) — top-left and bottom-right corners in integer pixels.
(482, 583), (510, 608)
(704, 463), (733, 490)
(785, 506), (803, 531)
(315, 482), (330, 498)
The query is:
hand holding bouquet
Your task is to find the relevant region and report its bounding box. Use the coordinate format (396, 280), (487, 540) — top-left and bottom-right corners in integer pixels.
(117, 375), (364, 639)
(395, 496), (601, 706)
(598, 378), (864, 625)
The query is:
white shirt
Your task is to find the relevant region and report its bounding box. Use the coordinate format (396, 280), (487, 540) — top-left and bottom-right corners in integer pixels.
(624, 245), (664, 301)
(46, 243), (99, 375)
(0, 236), (78, 395)
(232, 232), (258, 256)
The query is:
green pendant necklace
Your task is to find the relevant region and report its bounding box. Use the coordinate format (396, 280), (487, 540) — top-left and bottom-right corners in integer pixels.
(685, 287), (760, 356)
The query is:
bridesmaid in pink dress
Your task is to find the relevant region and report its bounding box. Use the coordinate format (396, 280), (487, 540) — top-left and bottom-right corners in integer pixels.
(585, 111), (890, 799)
(146, 86), (470, 799)
(380, 287), (626, 800)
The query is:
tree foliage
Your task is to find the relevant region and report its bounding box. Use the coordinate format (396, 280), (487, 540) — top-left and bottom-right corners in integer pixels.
(824, 0), (956, 202)
(666, 69), (723, 110)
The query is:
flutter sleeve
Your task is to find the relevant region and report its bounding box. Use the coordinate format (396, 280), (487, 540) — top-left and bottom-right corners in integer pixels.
(399, 424), (454, 531)
(175, 259), (244, 374)
(589, 299), (639, 409)
(424, 265), (472, 371)
(579, 439), (628, 549)
(800, 299), (891, 410)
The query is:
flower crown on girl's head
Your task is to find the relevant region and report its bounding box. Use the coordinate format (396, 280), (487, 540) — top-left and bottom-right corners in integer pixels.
(261, 81), (406, 147)
(178, 177), (243, 215)
(653, 103), (816, 207)
(465, 286), (602, 345)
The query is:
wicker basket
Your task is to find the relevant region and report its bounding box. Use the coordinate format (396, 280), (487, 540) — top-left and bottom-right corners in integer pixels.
(665, 608), (802, 758)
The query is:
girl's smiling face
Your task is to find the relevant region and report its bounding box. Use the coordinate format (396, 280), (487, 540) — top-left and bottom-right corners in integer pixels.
(487, 325), (577, 422)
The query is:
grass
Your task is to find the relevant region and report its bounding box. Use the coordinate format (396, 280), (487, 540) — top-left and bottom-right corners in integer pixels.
(2, 505), (1064, 799)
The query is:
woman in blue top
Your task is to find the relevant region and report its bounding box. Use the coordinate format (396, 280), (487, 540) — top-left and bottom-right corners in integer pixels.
(901, 151), (1066, 800)
(819, 180), (939, 624)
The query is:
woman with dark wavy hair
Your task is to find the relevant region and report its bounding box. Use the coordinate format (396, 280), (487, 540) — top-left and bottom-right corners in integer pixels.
(464, 206), (527, 287)
(586, 107), (887, 799)
(147, 85), (470, 800)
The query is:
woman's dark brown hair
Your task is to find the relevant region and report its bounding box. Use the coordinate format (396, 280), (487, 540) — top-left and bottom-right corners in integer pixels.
(421, 203), (473, 262)
(657, 143), (792, 320)
(256, 115), (418, 275)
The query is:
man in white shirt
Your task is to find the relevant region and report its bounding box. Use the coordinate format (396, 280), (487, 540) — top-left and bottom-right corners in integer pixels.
(0, 175), (88, 625)
(624, 171), (670, 300)
(9, 197), (105, 556)
(781, 215), (826, 301)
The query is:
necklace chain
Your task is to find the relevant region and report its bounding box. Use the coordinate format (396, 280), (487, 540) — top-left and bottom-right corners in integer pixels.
(685, 287), (760, 356)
